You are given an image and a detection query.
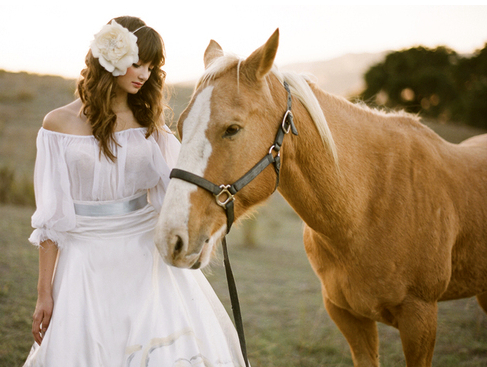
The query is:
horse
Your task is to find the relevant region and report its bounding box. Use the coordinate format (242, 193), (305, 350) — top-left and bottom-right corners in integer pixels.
(154, 29), (487, 366)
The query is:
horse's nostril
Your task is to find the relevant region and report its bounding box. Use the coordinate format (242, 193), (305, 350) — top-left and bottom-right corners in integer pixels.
(174, 235), (184, 255)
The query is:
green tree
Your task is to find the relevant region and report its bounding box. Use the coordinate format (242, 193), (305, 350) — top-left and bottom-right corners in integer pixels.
(361, 46), (459, 120)
(453, 43), (487, 128)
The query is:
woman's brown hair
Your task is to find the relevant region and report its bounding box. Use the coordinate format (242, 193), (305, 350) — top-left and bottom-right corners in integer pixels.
(77, 16), (167, 161)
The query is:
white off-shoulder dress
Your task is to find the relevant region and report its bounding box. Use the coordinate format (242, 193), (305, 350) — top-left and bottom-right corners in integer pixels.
(23, 127), (246, 367)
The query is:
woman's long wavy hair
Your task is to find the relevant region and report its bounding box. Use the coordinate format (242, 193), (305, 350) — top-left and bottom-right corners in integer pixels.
(77, 16), (167, 161)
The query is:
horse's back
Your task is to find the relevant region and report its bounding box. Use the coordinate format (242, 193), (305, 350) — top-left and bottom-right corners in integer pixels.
(459, 132), (487, 150)
(454, 133), (487, 192)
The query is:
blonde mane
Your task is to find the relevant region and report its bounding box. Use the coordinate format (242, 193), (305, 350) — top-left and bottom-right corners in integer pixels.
(273, 70), (338, 163)
(196, 54), (240, 89)
(197, 54), (339, 164)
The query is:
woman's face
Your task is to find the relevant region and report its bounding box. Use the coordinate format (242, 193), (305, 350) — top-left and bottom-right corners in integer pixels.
(116, 61), (153, 94)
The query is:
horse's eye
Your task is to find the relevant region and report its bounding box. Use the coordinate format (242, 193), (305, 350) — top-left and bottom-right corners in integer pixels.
(224, 124), (241, 137)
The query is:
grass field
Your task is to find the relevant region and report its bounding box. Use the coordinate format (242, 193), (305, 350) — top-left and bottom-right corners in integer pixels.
(1, 70), (487, 366)
(1, 195), (487, 366)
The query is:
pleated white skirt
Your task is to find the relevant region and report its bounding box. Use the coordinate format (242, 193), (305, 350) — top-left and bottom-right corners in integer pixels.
(23, 204), (245, 367)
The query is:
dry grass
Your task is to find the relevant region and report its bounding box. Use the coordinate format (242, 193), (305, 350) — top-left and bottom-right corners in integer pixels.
(0, 205), (38, 366)
(0, 70), (76, 176)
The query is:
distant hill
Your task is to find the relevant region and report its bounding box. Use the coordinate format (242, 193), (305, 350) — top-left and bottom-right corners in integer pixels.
(172, 52), (388, 99)
(167, 82), (194, 126)
(0, 70), (77, 176)
(280, 52), (388, 97)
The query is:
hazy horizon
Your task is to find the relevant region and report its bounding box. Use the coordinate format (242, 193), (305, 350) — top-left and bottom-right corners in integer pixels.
(1, 3), (487, 84)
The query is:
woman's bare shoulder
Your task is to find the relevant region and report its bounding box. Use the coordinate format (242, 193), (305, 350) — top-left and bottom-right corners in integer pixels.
(42, 99), (91, 135)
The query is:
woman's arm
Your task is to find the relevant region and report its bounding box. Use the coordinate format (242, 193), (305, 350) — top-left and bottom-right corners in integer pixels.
(32, 240), (58, 345)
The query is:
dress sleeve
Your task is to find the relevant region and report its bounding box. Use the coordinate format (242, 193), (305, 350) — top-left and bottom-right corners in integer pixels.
(29, 129), (76, 248)
(148, 126), (180, 213)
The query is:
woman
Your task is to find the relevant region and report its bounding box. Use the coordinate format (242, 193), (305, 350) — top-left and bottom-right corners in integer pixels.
(24, 16), (246, 367)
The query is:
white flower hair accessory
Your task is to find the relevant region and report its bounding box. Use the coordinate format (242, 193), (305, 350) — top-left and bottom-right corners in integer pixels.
(90, 20), (145, 76)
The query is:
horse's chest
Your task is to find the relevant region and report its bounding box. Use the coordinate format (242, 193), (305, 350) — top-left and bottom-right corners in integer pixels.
(321, 273), (405, 325)
(321, 270), (374, 314)
(309, 252), (409, 322)
(304, 229), (411, 321)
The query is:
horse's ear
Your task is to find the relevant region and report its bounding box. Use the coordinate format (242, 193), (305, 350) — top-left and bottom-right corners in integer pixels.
(204, 40), (224, 69)
(242, 28), (279, 82)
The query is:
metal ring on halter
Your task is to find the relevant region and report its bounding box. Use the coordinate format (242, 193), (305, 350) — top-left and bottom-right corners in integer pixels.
(268, 145), (281, 157)
(281, 110), (293, 134)
(215, 185), (235, 209)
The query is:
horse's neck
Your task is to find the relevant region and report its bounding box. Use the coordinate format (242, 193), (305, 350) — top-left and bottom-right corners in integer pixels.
(277, 89), (357, 240)
(277, 84), (449, 242)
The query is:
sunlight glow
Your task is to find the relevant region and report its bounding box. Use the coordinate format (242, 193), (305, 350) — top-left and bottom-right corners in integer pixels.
(0, 3), (486, 83)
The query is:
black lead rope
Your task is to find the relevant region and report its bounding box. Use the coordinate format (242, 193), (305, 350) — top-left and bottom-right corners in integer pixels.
(222, 237), (248, 366)
(169, 82), (298, 367)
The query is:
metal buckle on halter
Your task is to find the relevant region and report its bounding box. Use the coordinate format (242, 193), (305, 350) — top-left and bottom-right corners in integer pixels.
(281, 110), (293, 134)
(215, 185), (235, 209)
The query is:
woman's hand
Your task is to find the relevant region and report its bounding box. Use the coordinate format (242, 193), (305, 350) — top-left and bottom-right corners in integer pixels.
(32, 292), (54, 345)
(33, 239), (58, 345)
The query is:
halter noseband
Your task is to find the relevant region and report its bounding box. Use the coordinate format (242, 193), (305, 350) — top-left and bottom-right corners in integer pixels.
(170, 81), (298, 234)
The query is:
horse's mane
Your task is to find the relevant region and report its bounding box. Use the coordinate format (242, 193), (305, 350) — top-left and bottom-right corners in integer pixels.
(273, 70), (338, 163)
(196, 54), (240, 89)
(197, 54), (339, 164)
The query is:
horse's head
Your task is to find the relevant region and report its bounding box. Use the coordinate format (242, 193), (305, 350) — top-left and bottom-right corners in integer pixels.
(155, 30), (291, 268)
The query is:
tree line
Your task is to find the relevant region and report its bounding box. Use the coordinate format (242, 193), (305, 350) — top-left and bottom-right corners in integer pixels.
(361, 43), (487, 129)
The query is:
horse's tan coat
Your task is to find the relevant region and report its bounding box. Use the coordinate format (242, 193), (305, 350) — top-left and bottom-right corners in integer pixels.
(156, 30), (487, 366)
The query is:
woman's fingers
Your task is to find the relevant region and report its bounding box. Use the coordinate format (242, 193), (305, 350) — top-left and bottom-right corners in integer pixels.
(32, 310), (43, 345)
(32, 305), (52, 345)
(41, 310), (52, 337)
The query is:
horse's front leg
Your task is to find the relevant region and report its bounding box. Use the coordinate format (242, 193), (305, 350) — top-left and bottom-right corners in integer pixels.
(323, 296), (380, 367)
(395, 298), (438, 367)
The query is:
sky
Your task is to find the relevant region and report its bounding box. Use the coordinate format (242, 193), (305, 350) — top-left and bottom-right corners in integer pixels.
(1, 2), (487, 84)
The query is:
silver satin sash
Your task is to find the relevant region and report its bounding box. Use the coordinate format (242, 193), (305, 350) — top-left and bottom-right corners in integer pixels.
(74, 193), (148, 217)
